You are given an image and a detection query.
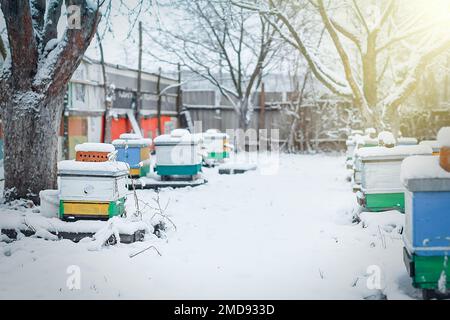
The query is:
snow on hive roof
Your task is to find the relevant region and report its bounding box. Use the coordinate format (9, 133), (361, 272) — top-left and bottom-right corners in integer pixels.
(204, 129), (228, 139)
(171, 129), (190, 137)
(397, 137), (418, 145)
(378, 131), (396, 146)
(74, 143), (115, 153)
(154, 131), (200, 145)
(119, 133), (142, 140)
(356, 145), (432, 160)
(401, 156), (450, 183)
(437, 127), (450, 148)
(58, 160), (129, 175)
(355, 135), (378, 146)
(112, 138), (152, 146)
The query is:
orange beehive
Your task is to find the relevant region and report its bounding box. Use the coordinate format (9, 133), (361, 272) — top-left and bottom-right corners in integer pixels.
(74, 143), (115, 163)
(76, 151), (109, 162)
(440, 147), (450, 172)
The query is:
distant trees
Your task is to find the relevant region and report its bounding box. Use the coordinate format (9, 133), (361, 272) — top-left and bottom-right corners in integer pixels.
(238, 0), (450, 130)
(147, 0), (281, 129)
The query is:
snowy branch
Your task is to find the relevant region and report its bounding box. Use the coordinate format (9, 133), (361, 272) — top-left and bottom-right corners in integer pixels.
(0, 0), (39, 85)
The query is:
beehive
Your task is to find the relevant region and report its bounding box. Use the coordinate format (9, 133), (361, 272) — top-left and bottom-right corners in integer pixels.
(202, 129), (230, 162)
(352, 136), (378, 191)
(112, 133), (152, 178)
(75, 143), (115, 162)
(154, 129), (202, 178)
(356, 145), (432, 212)
(419, 140), (441, 156)
(58, 160), (129, 221)
(401, 155), (450, 292)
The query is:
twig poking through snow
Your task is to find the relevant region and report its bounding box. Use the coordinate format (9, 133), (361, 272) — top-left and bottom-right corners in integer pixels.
(130, 178), (142, 220)
(129, 245), (162, 258)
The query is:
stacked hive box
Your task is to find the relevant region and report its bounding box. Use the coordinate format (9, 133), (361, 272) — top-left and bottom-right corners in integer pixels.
(346, 130), (364, 161)
(352, 135), (378, 192)
(154, 129), (202, 180)
(202, 129), (230, 163)
(112, 133), (152, 178)
(419, 140), (441, 156)
(356, 145), (432, 212)
(401, 128), (450, 298)
(58, 143), (129, 221)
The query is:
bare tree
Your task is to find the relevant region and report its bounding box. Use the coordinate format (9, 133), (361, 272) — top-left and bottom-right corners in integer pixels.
(236, 0), (450, 129)
(147, 0), (280, 129)
(0, 0), (101, 202)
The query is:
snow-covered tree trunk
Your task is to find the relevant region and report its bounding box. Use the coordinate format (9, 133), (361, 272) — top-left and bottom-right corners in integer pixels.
(0, 0), (100, 203)
(2, 93), (64, 200)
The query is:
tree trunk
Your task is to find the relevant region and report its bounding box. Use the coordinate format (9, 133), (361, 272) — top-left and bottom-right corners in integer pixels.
(2, 91), (64, 203)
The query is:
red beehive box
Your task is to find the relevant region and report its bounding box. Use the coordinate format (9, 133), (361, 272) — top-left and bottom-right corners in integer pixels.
(74, 143), (115, 163)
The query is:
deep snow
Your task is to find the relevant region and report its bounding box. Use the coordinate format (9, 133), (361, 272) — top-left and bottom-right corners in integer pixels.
(0, 154), (419, 299)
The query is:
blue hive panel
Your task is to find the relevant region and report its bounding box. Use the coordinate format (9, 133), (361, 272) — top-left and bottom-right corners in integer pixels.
(116, 147), (141, 169)
(411, 191), (450, 256)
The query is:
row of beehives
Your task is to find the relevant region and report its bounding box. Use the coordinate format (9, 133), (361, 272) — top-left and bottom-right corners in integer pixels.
(41, 128), (231, 222)
(345, 127), (450, 299)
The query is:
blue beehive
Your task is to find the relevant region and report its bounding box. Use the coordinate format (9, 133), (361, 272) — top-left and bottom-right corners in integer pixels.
(112, 133), (152, 177)
(401, 155), (450, 298)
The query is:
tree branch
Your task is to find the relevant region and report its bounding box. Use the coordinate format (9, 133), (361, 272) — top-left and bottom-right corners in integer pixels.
(35, 0), (100, 96)
(31, 0), (47, 35)
(0, 0), (39, 85)
(42, 0), (63, 49)
(317, 0), (371, 119)
(382, 38), (450, 114)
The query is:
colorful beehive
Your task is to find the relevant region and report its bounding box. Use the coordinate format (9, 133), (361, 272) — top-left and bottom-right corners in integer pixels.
(75, 143), (115, 162)
(202, 129), (230, 163)
(401, 153), (450, 298)
(154, 129), (202, 179)
(352, 135), (378, 192)
(419, 140), (441, 156)
(112, 133), (152, 178)
(58, 143), (129, 221)
(356, 145), (432, 212)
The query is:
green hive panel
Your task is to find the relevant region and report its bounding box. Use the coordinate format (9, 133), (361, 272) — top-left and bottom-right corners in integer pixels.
(208, 152), (229, 160)
(108, 197), (126, 218)
(412, 254), (450, 290)
(155, 164), (202, 176)
(140, 165), (150, 177)
(59, 197), (126, 219)
(365, 192), (405, 212)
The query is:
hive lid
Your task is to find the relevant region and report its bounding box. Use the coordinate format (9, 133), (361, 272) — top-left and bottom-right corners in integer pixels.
(355, 135), (378, 147)
(357, 145), (432, 161)
(74, 143), (115, 153)
(401, 156), (450, 192)
(154, 130), (200, 145)
(119, 133), (142, 140)
(58, 160), (129, 177)
(112, 138), (152, 147)
(203, 129), (228, 139)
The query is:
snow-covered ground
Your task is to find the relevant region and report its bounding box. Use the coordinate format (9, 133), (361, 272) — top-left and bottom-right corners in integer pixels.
(0, 154), (419, 299)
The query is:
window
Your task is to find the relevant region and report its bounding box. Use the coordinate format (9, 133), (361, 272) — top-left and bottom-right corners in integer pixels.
(75, 84), (86, 103)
